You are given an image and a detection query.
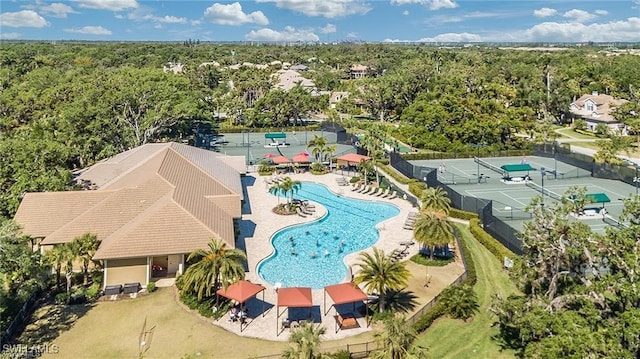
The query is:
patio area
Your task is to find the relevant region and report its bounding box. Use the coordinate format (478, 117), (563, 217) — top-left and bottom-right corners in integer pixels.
(206, 171), (466, 341)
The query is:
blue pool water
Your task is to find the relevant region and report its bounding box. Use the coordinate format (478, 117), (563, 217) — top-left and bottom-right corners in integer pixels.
(257, 182), (400, 289)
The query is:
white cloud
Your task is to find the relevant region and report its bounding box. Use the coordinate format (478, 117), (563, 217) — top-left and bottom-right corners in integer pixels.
(71, 0), (138, 11)
(563, 9), (596, 23)
(524, 17), (640, 42)
(64, 25), (112, 35)
(39, 3), (77, 18)
(418, 32), (482, 42)
(156, 15), (187, 24)
(346, 32), (358, 38)
(0, 10), (49, 28)
(256, 0), (370, 18)
(595, 10), (608, 16)
(533, 7), (557, 18)
(245, 26), (319, 42)
(390, 0), (458, 10)
(402, 10), (409, 16)
(204, 2), (269, 25)
(320, 23), (336, 34)
(0, 32), (21, 39)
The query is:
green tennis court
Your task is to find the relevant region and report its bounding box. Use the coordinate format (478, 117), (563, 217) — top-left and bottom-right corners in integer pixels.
(411, 156), (637, 234)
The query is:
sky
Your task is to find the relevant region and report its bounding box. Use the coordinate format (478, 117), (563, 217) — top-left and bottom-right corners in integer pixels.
(1, 0), (640, 43)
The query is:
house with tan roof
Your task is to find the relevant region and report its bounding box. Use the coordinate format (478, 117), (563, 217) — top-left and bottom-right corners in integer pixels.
(569, 91), (628, 135)
(14, 142), (246, 289)
(349, 64), (369, 79)
(273, 69), (316, 92)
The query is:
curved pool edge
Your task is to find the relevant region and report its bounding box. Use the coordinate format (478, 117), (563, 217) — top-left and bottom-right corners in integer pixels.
(257, 181), (401, 289)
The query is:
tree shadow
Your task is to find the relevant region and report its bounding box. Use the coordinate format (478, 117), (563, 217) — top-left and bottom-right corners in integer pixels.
(383, 289), (418, 314)
(15, 298), (94, 346)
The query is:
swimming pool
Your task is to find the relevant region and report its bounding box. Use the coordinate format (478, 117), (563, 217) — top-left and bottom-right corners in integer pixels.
(257, 182), (400, 289)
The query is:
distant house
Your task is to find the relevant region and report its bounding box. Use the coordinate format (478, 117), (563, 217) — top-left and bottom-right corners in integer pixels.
(569, 92), (628, 134)
(329, 91), (350, 109)
(163, 62), (184, 74)
(349, 64), (369, 79)
(290, 64), (309, 71)
(14, 143), (246, 290)
(273, 69), (316, 92)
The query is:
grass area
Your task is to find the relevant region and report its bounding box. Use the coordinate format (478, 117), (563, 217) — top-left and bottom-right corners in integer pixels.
(565, 141), (602, 150)
(32, 288), (374, 359)
(555, 127), (598, 140)
(415, 223), (519, 359)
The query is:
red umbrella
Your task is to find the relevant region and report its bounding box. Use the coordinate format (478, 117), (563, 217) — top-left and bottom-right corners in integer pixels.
(272, 155), (290, 165)
(264, 153), (277, 158)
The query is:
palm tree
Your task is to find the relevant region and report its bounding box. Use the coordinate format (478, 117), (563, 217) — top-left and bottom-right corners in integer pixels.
(371, 316), (429, 359)
(357, 159), (374, 185)
(420, 187), (451, 215)
(268, 176), (302, 211)
(180, 237), (247, 300)
(60, 242), (77, 296)
(282, 322), (326, 359)
(72, 233), (100, 285)
(353, 248), (411, 312)
(412, 212), (454, 260)
(438, 284), (479, 321)
(307, 134), (328, 163)
(44, 245), (67, 289)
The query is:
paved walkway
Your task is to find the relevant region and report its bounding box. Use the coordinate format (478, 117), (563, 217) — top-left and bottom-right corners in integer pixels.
(210, 170), (464, 341)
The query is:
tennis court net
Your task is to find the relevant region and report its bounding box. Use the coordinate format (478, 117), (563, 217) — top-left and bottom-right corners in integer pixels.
(473, 157), (506, 176)
(525, 181), (563, 201)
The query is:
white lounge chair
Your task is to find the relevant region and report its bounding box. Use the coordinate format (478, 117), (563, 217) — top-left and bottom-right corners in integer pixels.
(388, 191), (398, 199)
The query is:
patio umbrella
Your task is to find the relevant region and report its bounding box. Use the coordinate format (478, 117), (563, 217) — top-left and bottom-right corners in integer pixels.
(292, 154), (311, 163)
(264, 153), (277, 159)
(272, 155), (290, 165)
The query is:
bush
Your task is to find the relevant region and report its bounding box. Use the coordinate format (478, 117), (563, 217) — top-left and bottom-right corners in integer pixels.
(55, 292), (70, 304)
(86, 282), (102, 299)
(410, 253), (454, 267)
(377, 163), (413, 184)
(258, 163), (275, 175)
(408, 181), (426, 198)
(449, 208), (479, 220)
(310, 162), (328, 175)
(146, 282), (156, 293)
(469, 218), (517, 268)
(412, 302), (446, 332)
(327, 349), (352, 359)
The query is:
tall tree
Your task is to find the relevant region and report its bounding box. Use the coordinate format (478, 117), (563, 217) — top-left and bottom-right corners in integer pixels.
(72, 233), (100, 286)
(412, 212), (454, 260)
(268, 176), (302, 210)
(180, 237), (247, 300)
(353, 248), (411, 312)
(420, 187), (451, 215)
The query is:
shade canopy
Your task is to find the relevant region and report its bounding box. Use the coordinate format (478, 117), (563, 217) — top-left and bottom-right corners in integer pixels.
(324, 283), (367, 306)
(265, 132), (287, 139)
(277, 287), (313, 308)
(500, 164), (536, 172)
(585, 193), (611, 204)
(272, 155), (290, 165)
(292, 154), (311, 163)
(336, 153), (371, 166)
(264, 153), (277, 158)
(216, 280), (266, 304)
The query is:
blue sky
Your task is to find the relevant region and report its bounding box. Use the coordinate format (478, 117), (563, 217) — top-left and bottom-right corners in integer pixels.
(1, 1), (640, 42)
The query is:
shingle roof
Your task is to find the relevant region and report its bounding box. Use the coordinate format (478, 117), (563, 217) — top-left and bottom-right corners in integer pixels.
(14, 142), (244, 260)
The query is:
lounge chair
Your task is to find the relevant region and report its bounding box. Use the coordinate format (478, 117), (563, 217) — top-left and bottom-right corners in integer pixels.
(351, 183), (361, 191)
(388, 191), (398, 199)
(375, 188), (386, 197)
(296, 207), (307, 217)
(380, 188), (391, 198)
(357, 185), (369, 193)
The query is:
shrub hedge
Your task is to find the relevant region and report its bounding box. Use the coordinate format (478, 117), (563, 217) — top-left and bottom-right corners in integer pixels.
(376, 163), (414, 185)
(449, 208), (479, 220)
(469, 218), (517, 266)
(408, 181), (426, 198)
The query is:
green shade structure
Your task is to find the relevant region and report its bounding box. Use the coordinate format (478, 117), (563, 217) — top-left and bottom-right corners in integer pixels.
(585, 193), (611, 206)
(500, 164), (536, 172)
(265, 132), (287, 139)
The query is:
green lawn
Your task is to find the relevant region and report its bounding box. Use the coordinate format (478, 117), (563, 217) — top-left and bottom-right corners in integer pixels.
(555, 127), (598, 140)
(415, 223), (519, 359)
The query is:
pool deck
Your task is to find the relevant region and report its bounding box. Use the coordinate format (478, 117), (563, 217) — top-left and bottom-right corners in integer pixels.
(210, 171), (465, 341)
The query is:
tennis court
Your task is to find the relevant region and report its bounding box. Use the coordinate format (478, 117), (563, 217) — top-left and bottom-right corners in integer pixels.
(411, 156), (637, 233)
(215, 130), (356, 164)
